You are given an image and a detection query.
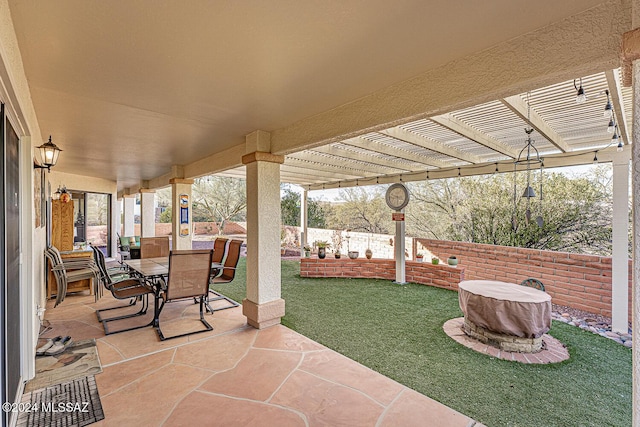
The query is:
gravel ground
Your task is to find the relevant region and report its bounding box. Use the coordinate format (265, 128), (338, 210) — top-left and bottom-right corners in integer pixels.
(551, 303), (633, 348)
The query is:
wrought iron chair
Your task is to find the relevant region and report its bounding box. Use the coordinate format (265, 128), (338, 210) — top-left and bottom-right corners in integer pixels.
(520, 278), (545, 292)
(156, 250), (214, 340)
(206, 239), (242, 313)
(140, 236), (170, 259)
(90, 245), (150, 323)
(45, 246), (101, 307)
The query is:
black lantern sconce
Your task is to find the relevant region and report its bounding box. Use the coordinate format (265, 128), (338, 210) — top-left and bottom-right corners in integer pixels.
(33, 135), (62, 172)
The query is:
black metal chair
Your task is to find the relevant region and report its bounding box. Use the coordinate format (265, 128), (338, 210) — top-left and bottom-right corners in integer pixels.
(520, 278), (545, 292)
(90, 245), (150, 323)
(206, 239), (242, 313)
(140, 236), (170, 259)
(156, 250), (214, 340)
(45, 246), (101, 306)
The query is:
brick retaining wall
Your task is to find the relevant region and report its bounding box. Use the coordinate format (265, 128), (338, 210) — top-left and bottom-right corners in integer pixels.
(300, 258), (464, 291)
(416, 239), (632, 322)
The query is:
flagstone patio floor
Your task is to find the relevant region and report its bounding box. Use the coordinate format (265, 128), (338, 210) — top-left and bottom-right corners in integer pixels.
(36, 291), (485, 427)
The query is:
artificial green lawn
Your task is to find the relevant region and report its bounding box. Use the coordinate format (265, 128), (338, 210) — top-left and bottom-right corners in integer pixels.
(212, 258), (632, 427)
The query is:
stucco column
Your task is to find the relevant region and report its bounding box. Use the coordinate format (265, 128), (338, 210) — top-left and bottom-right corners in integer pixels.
(170, 178), (194, 250)
(242, 130), (285, 329)
(612, 149), (631, 333)
(632, 61), (640, 427)
(139, 189), (156, 238)
(632, 58), (640, 427)
(301, 189), (308, 256)
(122, 195), (136, 237)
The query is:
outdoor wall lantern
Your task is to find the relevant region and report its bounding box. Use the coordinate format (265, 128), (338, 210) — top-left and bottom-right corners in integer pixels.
(33, 135), (62, 172)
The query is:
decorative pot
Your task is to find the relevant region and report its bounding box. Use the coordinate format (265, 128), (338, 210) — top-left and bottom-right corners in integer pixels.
(335, 251), (341, 259)
(304, 250), (310, 258)
(348, 251), (359, 259)
(416, 256), (423, 263)
(431, 258), (439, 265)
(447, 256), (458, 266)
(318, 247), (326, 259)
(365, 249), (372, 259)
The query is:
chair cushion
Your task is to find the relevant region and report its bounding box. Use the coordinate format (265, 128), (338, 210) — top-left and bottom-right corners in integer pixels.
(120, 236), (131, 246)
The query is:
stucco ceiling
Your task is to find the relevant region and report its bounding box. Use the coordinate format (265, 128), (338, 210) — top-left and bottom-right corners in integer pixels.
(8, 0), (609, 190)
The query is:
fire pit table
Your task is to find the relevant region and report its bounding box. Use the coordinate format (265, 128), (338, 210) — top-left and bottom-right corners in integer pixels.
(458, 280), (552, 352)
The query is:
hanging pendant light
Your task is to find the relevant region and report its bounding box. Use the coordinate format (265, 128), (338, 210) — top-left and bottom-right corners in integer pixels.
(513, 93), (544, 230)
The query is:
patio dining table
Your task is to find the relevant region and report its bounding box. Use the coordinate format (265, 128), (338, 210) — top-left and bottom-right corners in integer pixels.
(124, 256), (222, 328)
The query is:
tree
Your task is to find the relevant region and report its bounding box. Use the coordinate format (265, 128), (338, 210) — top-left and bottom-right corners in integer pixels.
(327, 186), (392, 234)
(281, 186), (300, 226)
(192, 176), (247, 235)
(281, 184), (331, 228)
(406, 166), (614, 255)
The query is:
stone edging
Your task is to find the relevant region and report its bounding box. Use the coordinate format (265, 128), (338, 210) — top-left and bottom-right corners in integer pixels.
(443, 317), (569, 364)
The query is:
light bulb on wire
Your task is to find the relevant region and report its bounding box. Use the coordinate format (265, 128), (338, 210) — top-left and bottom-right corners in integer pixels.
(574, 78), (586, 104)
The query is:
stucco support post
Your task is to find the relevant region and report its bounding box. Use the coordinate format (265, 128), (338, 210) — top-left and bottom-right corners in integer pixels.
(139, 189), (156, 238)
(623, 12), (640, 425)
(122, 195), (136, 237)
(170, 179), (194, 250)
(242, 130), (285, 329)
(115, 197), (123, 238)
(612, 149), (631, 333)
(301, 189), (308, 256)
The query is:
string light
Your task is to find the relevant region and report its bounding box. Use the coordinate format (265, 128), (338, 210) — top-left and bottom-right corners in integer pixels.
(593, 151), (598, 164)
(603, 90), (613, 119)
(574, 78), (586, 104)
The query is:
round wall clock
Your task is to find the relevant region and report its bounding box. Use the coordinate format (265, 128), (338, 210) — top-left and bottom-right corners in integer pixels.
(385, 183), (410, 211)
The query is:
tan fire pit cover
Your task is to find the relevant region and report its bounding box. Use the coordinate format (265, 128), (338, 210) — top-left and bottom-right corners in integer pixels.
(458, 280), (552, 338)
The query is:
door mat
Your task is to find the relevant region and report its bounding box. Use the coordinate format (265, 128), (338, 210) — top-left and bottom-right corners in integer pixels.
(25, 339), (102, 392)
(17, 375), (104, 427)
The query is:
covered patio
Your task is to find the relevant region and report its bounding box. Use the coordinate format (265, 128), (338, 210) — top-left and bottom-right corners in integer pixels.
(1, 1), (640, 426)
(37, 291), (480, 427)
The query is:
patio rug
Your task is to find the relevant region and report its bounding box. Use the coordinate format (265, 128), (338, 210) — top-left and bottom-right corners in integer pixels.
(17, 375), (104, 427)
(25, 339), (102, 393)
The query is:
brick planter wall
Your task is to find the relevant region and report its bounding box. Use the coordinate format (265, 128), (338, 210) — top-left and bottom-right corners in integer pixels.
(417, 239), (632, 322)
(300, 258), (464, 291)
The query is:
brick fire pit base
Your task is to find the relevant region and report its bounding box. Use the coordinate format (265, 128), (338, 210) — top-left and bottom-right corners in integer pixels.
(443, 318), (569, 364)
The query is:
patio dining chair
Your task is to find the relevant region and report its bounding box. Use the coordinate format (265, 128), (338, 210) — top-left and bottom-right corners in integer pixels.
(90, 245), (151, 323)
(45, 246), (101, 307)
(206, 239), (242, 313)
(520, 278), (545, 292)
(156, 250), (214, 340)
(140, 236), (170, 259)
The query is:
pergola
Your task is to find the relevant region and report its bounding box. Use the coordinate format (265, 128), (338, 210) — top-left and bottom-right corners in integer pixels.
(1, 0), (640, 424)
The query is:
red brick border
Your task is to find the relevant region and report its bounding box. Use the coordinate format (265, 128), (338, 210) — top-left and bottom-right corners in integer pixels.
(443, 318), (569, 364)
(417, 239), (632, 322)
(300, 257), (464, 291)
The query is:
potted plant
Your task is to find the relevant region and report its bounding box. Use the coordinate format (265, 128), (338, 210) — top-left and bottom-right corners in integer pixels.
(348, 251), (359, 259)
(431, 256), (439, 265)
(335, 249), (341, 259)
(303, 245), (311, 258)
(416, 252), (424, 262)
(365, 248), (373, 259)
(447, 256), (458, 266)
(316, 241), (329, 259)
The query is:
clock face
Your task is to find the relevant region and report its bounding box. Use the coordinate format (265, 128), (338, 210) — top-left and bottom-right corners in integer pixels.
(385, 183), (409, 210)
